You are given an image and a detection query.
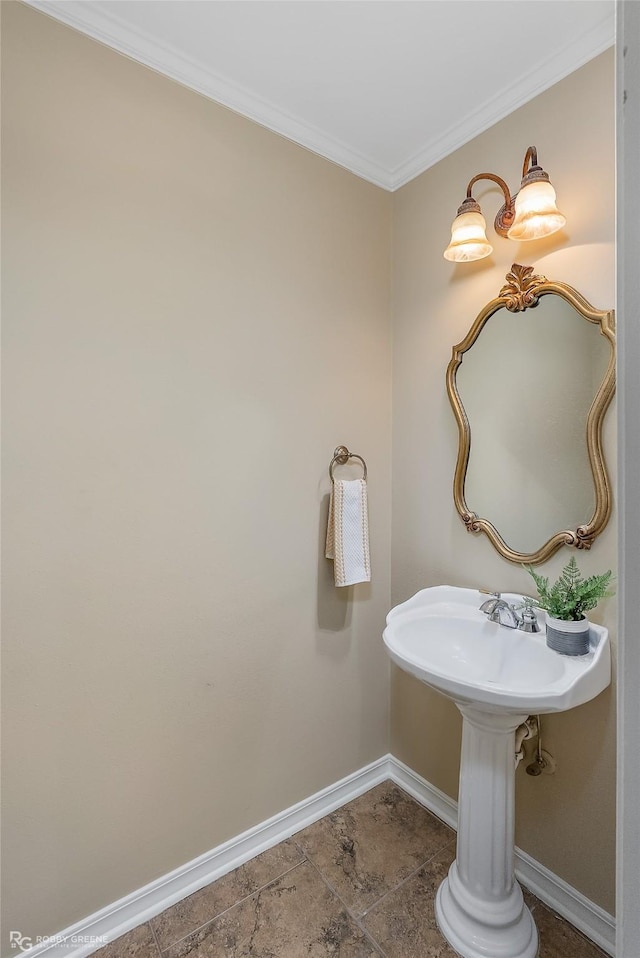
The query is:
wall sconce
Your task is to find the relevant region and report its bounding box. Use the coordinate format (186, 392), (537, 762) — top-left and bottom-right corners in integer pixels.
(443, 146), (566, 263)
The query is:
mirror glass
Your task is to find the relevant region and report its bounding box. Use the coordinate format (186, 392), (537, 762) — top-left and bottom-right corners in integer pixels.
(447, 267), (615, 563)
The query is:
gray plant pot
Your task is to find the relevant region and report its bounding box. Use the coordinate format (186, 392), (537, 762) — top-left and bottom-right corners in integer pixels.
(545, 614), (591, 656)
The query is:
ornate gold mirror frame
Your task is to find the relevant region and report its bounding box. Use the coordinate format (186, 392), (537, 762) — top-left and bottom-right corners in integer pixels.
(446, 265), (616, 564)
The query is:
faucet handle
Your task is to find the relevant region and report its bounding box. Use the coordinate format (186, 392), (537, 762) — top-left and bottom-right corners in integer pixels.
(479, 590), (502, 614)
(518, 604), (541, 633)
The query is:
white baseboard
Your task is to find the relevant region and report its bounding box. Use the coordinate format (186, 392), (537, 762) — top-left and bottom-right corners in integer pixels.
(17, 754), (615, 958)
(387, 755), (616, 956)
(19, 757), (390, 958)
(514, 848), (616, 957)
(387, 754), (459, 828)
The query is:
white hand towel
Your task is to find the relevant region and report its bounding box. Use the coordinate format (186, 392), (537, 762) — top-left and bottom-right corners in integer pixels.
(325, 478), (371, 587)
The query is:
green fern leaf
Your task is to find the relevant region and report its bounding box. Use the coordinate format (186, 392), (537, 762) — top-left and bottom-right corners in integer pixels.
(524, 558), (614, 621)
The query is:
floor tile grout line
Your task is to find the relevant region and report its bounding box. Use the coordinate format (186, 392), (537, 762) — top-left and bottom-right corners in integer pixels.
(147, 921), (164, 958)
(155, 858), (308, 954)
(298, 851), (389, 957)
(105, 783), (606, 958)
(359, 836), (458, 921)
(389, 784), (608, 955)
(347, 914), (388, 957)
(290, 787), (458, 951)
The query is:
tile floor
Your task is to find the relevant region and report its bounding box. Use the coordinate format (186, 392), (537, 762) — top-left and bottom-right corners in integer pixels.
(96, 782), (608, 958)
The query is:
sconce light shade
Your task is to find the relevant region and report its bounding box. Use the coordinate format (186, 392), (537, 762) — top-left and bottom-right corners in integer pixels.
(507, 178), (566, 242)
(444, 149), (566, 265)
(443, 208), (493, 262)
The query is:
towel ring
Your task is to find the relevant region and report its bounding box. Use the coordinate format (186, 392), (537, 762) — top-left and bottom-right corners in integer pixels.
(329, 445), (367, 481)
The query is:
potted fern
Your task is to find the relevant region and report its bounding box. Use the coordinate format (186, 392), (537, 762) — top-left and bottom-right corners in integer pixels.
(525, 556), (614, 656)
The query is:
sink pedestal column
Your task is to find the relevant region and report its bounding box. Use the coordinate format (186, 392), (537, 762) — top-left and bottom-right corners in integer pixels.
(435, 705), (538, 958)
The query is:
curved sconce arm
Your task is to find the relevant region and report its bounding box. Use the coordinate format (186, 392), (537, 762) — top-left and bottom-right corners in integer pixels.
(464, 172), (515, 236)
(444, 146), (566, 263)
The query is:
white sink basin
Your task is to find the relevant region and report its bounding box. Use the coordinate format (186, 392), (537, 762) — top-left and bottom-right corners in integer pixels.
(383, 586), (611, 958)
(383, 585), (610, 714)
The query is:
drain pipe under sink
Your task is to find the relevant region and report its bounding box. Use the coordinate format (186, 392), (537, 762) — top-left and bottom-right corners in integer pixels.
(515, 715), (557, 774)
(515, 715), (539, 768)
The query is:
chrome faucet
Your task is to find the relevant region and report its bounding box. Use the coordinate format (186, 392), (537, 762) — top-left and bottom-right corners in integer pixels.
(479, 592), (541, 632)
(480, 593), (521, 629)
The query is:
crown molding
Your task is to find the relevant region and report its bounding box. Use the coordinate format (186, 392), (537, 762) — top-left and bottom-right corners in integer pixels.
(22, 1), (614, 192)
(21, 0), (392, 189)
(388, 11), (615, 191)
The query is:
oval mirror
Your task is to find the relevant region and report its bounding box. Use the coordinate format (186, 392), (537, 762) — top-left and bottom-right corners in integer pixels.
(446, 265), (616, 564)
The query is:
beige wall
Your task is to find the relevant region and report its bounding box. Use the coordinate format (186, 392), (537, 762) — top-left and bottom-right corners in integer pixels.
(391, 50), (617, 912)
(1, 3), (392, 943)
(1, 2), (618, 945)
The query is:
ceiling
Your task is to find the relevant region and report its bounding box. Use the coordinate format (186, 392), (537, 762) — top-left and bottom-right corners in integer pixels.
(25, 0), (615, 191)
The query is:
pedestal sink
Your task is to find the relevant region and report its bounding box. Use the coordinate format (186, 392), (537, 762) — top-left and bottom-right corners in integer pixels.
(383, 586), (610, 958)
